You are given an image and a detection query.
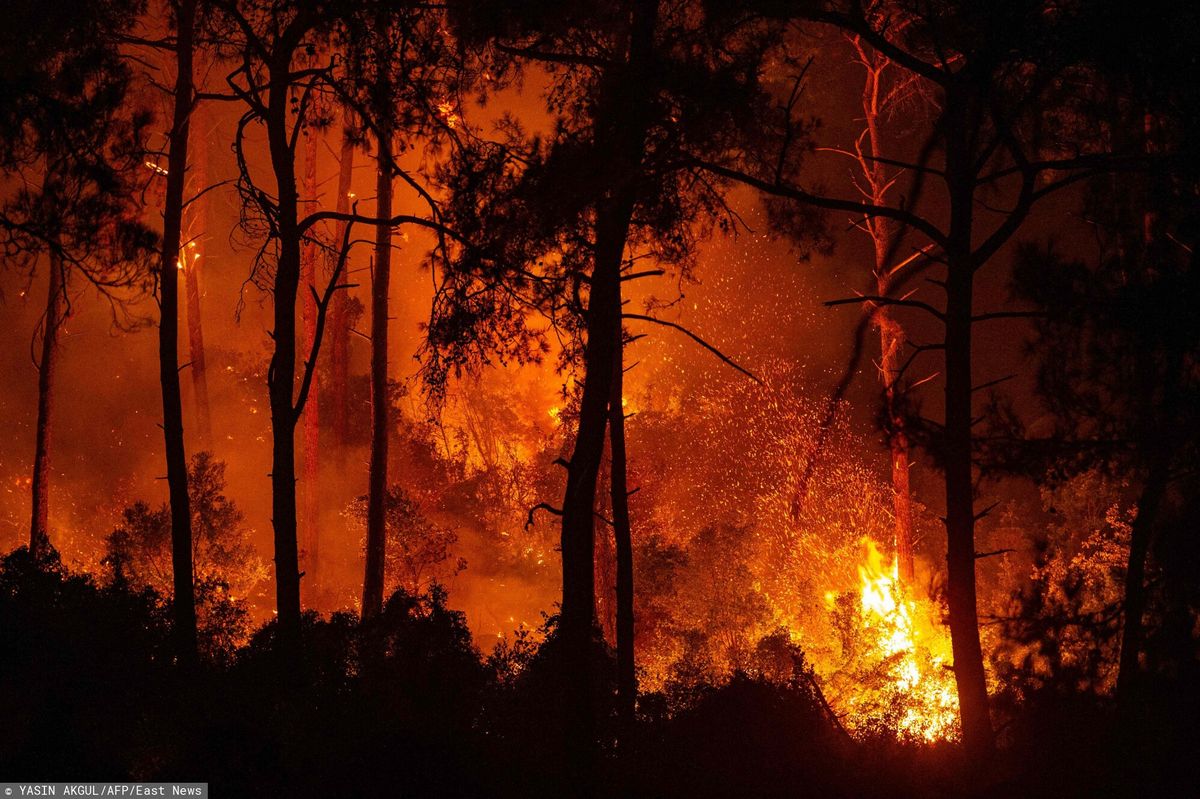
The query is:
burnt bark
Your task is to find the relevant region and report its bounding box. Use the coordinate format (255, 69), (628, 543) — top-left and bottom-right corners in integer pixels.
(558, 0), (658, 778)
(159, 0), (198, 667)
(301, 106), (321, 591)
(264, 45), (305, 657)
(329, 117), (356, 455)
(361, 121), (393, 621)
(941, 94), (993, 756)
(29, 251), (64, 560)
(610, 342), (636, 732)
(183, 96), (212, 448)
(1116, 458), (1169, 705)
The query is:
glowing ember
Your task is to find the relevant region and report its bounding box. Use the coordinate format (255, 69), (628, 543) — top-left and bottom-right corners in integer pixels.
(842, 538), (959, 742)
(436, 101), (460, 129)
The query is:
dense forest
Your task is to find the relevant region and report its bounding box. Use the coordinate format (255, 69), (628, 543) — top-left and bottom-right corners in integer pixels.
(1, 0), (1197, 795)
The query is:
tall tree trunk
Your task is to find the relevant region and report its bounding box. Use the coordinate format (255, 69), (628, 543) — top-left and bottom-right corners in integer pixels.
(265, 53), (304, 656)
(1116, 458), (1169, 706)
(854, 44), (915, 583)
(329, 117), (356, 456)
(29, 251), (64, 559)
(160, 0), (198, 667)
(559, 0), (658, 780)
(941, 98), (993, 756)
(361, 122), (393, 621)
(183, 96), (212, 447)
(1116, 109), (1173, 709)
(559, 198), (623, 779)
(594, 454), (616, 644)
(301, 106), (322, 591)
(878, 301), (915, 582)
(610, 343), (636, 732)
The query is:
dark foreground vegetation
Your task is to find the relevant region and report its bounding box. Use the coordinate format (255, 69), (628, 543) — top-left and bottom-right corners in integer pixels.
(2, 547), (1196, 798)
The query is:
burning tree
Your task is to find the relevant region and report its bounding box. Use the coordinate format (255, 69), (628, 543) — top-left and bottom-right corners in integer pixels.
(697, 0), (1156, 755)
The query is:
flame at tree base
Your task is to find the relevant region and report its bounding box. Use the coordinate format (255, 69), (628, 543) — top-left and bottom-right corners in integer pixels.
(823, 538), (960, 742)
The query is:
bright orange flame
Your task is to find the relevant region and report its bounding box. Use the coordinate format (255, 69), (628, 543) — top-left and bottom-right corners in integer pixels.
(848, 538), (959, 741)
(436, 101), (460, 129)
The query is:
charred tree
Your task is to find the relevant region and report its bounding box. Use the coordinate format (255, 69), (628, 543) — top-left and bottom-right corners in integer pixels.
(216, 1), (465, 647)
(301, 90), (322, 591)
(610, 335), (636, 732)
(557, 2), (659, 773)
(361, 114), (394, 621)
(183, 95), (212, 448)
(436, 2), (770, 775)
(328, 116), (356, 456)
(2, 0), (151, 563)
(699, 0), (1150, 758)
(29, 251), (65, 560)
(846, 36), (918, 583)
(263, 48), (306, 656)
(939, 92), (991, 751)
(214, 5), (326, 656)
(157, 0), (199, 666)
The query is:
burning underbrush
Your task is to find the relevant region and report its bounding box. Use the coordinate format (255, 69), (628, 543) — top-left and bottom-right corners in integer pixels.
(19, 361), (984, 742)
(5, 361), (1142, 752)
(822, 539), (959, 742)
(617, 363), (966, 740)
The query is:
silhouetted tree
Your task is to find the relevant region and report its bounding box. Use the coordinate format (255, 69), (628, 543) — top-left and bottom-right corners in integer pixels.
(212, 0), (462, 655)
(334, 1), (467, 620)
(701, 0), (1151, 755)
(440, 0), (777, 768)
(840, 30), (925, 584)
(348, 485), (465, 596)
(0, 0), (154, 559)
(1013, 164), (1200, 715)
(327, 114), (358, 457)
(210, 0), (353, 657)
(154, 0), (201, 667)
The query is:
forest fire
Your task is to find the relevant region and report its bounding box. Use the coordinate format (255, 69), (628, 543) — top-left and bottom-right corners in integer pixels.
(1, 0), (1198, 796)
(842, 539), (958, 742)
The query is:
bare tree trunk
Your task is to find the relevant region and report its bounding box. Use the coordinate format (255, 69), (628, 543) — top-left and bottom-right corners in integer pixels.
(1117, 459), (1168, 705)
(878, 301), (915, 582)
(1116, 110), (1173, 710)
(265, 51), (304, 656)
(559, 198), (622, 778)
(361, 121), (393, 621)
(29, 251), (64, 559)
(329, 117), (356, 456)
(594, 454), (616, 645)
(854, 43), (916, 583)
(942, 99), (993, 756)
(183, 244), (211, 446)
(610, 342), (636, 732)
(300, 107), (321, 591)
(183, 96), (212, 448)
(559, 1), (658, 780)
(160, 0), (198, 667)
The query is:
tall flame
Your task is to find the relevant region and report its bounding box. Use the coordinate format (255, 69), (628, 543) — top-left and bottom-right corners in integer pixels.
(848, 538), (959, 741)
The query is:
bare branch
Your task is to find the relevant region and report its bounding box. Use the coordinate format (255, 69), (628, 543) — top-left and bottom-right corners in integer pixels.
(623, 313), (761, 384)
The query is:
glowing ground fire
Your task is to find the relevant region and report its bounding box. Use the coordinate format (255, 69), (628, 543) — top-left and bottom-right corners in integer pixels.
(841, 538), (960, 742)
